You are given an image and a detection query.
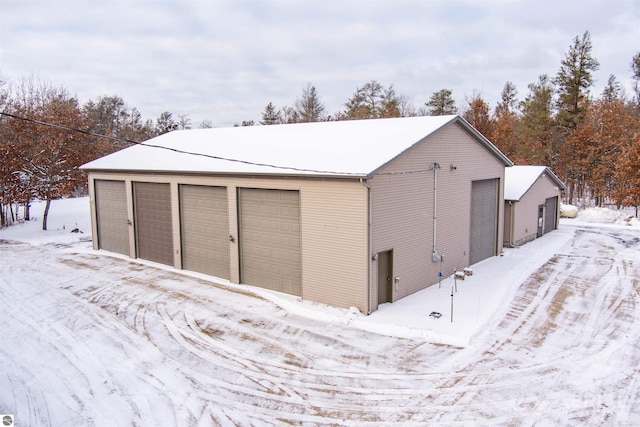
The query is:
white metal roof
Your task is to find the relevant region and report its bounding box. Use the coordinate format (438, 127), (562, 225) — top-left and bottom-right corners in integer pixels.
(82, 115), (511, 177)
(504, 165), (566, 201)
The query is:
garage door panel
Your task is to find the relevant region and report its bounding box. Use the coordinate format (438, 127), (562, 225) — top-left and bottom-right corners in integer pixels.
(180, 185), (230, 279)
(544, 196), (558, 234)
(95, 180), (130, 256)
(134, 182), (174, 266)
(470, 179), (499, 265)
(239, 188), (301, 296)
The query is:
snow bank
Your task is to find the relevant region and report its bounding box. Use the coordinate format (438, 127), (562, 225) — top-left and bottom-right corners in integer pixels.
(0, 198), (92, 246)
(569, 206), (639, 226)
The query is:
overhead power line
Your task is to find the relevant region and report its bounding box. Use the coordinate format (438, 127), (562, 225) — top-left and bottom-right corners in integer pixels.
(1, 111), (433, 178)
(0, 111), (358, 176)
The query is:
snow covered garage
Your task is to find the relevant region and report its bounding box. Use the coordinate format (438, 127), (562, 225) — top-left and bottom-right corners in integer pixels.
(503, 165), (566, 248)
(81, 115), (512, 314)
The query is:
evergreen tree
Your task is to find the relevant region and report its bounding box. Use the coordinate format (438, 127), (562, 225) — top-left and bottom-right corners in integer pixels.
(425, 89), (457, 116)
(294, 83), (325, 123)
(519, 75), (556, 165)
(233, 120), (255, 127)
(155, 111), (177, 134)
(342, 80), (403, 120)
(379, 85), (402, 118)
(554, 31), (600, 130)
(601, 75), (623, 103)
(260, 102), (281, 125)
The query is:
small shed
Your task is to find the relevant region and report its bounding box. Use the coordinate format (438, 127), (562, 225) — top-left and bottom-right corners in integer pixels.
(82, 115), (512, 314)
(503, 165), (566, 248)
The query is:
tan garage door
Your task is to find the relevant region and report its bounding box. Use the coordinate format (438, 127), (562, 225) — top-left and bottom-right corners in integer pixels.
(95, 179), (130, 256)
(180, 185), (230, 279)
(469, 179), (499, 265)
(133, 182), (174, 266)
(239, 188), (301, 296)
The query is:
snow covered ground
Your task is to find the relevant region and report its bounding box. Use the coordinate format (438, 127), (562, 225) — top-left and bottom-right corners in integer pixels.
(1, 198), (639, 426)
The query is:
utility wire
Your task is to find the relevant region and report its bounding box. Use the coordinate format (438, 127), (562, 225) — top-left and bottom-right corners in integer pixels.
(1, 111), (137, 144)
(1, 111), (434, 177)
(0, 111), (362, 176)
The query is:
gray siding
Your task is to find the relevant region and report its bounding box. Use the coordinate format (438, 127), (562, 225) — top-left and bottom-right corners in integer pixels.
(369, 123), (505, 310)
(507, 174), (562, 246)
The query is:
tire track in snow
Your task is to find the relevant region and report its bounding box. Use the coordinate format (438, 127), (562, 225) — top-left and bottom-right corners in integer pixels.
(424, 227), (640, 424)
(2, 227), (640, 425)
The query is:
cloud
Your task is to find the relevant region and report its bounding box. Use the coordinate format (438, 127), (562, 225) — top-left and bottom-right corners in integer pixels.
(1, 0), (639, 128)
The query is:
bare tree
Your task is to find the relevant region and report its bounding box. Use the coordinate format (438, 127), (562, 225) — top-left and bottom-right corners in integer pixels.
(6, 76), (94, 230)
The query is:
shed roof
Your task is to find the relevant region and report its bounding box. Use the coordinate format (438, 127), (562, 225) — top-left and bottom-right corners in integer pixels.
(504, 165), (566, 201)
(81, 115), (512, 178)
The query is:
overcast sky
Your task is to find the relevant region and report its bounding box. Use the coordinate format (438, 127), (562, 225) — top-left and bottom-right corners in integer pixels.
(1, 0), (639, 128)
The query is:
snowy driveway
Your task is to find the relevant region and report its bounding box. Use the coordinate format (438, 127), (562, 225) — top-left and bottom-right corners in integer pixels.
(1, 225), (639, 425)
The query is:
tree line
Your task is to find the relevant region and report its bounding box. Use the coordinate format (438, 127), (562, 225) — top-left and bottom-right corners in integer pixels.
(255, 32), (640, 214)
(0, 75), (200, 229)
(1, 31), (639, 230)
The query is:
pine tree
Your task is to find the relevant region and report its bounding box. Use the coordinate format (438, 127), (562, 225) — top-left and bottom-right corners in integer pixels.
(554, 31), (600, 130)
(342, 81), (403, 120)
(519, 75), (556, 166)
(294, 83), (325, 123)
(155, 111), (177, 134)
(425, 89), (457, 116)
(260, 102), (281, 125)
(601, 75), (622, 103)
(379, 85), (402, 118)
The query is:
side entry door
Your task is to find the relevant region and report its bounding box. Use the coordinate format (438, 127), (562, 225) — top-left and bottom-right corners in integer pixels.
(377, 250), (393, 304)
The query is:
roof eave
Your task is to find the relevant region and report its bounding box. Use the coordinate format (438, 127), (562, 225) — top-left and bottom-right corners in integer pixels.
(81, 167), (367, 180)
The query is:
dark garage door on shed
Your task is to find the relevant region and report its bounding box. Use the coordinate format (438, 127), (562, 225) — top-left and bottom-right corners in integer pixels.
(134, 182), (174, 266)
(95, 179), (130, 256)
(469, 179), (499, 265)
(180, 185), (230, 279)
(544, 196), (558, 234)
(238, 188), (301, 296)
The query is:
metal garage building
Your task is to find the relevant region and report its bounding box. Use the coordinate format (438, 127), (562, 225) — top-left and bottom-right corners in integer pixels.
(82, 115), (512, 314)
(503, 165), (566, 248)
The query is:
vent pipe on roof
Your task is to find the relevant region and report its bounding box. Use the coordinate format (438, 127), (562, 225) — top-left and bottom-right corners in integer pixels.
(431, 162), (440, 262)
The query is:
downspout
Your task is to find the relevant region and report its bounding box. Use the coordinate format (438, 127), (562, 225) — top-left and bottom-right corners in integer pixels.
(360, 178), (372, 314)
(431, 162), (440, 262)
